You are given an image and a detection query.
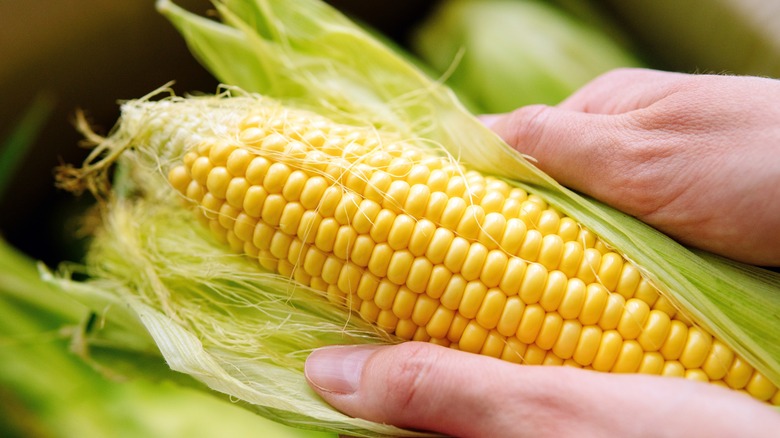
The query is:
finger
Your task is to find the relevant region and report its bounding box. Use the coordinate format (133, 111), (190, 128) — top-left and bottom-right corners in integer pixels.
(482, 104), (641, 213)
(304, 343), (779, 437)
(556, 68), (694, 115)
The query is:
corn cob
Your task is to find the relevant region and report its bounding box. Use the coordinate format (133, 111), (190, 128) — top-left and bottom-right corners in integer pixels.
(163, 102), (778, 405)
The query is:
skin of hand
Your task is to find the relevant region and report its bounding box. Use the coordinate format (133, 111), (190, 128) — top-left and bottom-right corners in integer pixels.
(481, 68), (780, 266)
(304, 69), (780, 436)
(305, 342), (780, 437)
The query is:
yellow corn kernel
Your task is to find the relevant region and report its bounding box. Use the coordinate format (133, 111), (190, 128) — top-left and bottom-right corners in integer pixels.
(411, 293), (439, 327)
(498, 257), (526, 296)
(406, 257), (433, 294)
(376, 309), (399, 331)
(519, 262), (548, 304)
(538, 234), (564, 271)
(576, 247), (602, 284)
(702, 340), (734, 381)
(425, 264), (451, 299)
(633, 278), (659, 307)
(408, 219), (436, 257)
(392, 287), (417, 320)
(500, 337), (528, 364)
(725, 356), (754, 389)
(539, 270), (567, 312)
(662, 361), (686, 378)
(612, 340), (643, 373)
(618, 298), (650, 340)
(496, 295), (525, 337)
(356, 272), (380, 301)
(592, 330), (622, 372)
(746, 372), (778, 401)
(523, 344), (547, 365)
(499, 218), (527, 255)
(556, 217), (579, 242)
(518, 229), (543, 262)
(476, 288), (506, 330)
(478, 212), (506, 249)
(558, 278), (586, 320)
(637, 309), (672, 352)
(597, 252), (624, 292)
(458, 321), (488, 353)
(456, 205), (486, 241)
(426, 306), (455, 339)
(480, 330), (505, 358)
(542, 351), (564, 366)
(535, 312), (563, 351)
(579, 283), (608, 325)
(685, 369), (709, 383)
(440, 274), (467, 310)
(660, 320), (689, 360)
(386, 250), (414, 286)
(638, 352), (665, 375)
(679, 326), (713, 369)
(447, 313), (469, 343)
(424, 191), (449, 222)
(458, 281), (488, 319)
(373, 279), (399, 310)
(480, 250), (508, 288)
(387, 214), (415, 251)
(536, 209), (560, 236)
(557, 241), (583, 278)
(597, 291), (625, 330)
(652, 295), (679, 319)
(516, 304), (545, 344)
(425, 228), (454, 265)
(442, 237), (470, 273)
(367, 243), (393, 278)
(461, 243), (489, 281)
(552, 319), (582, 360)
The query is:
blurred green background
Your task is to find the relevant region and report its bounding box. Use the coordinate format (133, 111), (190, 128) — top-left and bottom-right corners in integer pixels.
(1, 0), (778, 436)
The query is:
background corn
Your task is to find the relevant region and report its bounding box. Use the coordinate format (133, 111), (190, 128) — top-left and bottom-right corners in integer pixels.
(166, 104), (778, 405)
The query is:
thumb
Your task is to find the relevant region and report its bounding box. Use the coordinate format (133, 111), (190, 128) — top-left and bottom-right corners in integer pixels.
(304, 343), (778, 438)
(481, 105), (631, 208)
(304, 342), (544, 437)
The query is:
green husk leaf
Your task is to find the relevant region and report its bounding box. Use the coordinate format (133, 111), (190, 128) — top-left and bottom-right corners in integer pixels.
(57, 0), (779, 435)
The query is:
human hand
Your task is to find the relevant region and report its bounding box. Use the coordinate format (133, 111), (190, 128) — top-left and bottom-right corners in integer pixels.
(481, 68), (780, 266)
(305, 342), (780, 437)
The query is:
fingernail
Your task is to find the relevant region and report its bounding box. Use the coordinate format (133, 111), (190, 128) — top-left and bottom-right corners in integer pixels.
(305, 345), (381, 395)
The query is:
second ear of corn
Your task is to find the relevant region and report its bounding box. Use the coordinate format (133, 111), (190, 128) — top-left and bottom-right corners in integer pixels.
(157, 97), (778, 405)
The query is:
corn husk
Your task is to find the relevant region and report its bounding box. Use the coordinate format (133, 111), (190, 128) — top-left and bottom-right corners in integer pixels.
(54, 0), (780, 436)
(0, 238), (332, 438)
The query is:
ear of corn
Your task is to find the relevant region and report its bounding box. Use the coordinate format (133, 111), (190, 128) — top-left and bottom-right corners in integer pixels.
(55, 0), (780, 435)
(160, 100), (779, 403)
